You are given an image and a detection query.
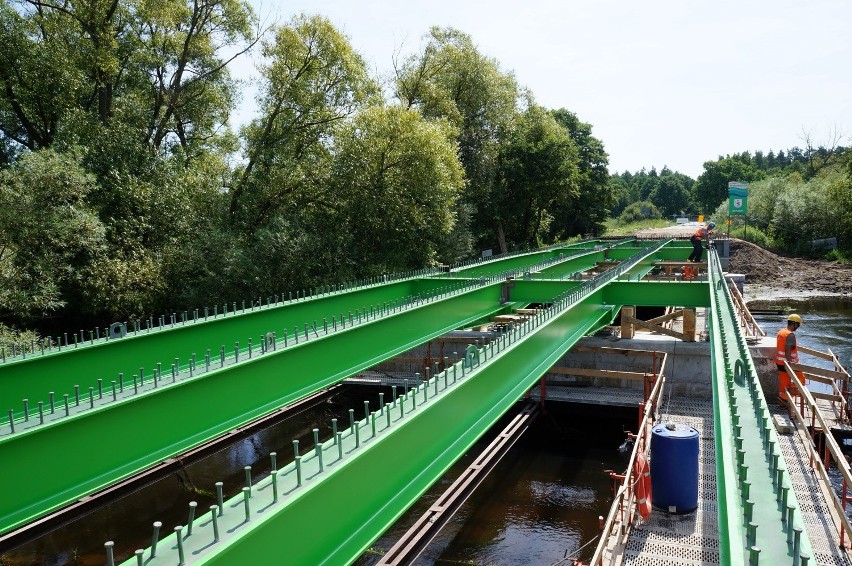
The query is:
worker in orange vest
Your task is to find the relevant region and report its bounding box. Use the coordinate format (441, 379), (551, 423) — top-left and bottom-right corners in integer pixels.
(776, 314), (802, 402)
(687, 222), (715, 262)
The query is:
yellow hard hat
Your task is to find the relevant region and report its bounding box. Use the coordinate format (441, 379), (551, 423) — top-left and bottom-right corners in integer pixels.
(787, 314), (802, 324)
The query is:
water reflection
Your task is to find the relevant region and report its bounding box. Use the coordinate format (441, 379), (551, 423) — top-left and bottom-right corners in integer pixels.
(359, 405), (634, 565)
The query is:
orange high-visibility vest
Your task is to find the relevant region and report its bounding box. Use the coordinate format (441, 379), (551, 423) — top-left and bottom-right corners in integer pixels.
(692, 227), (708, 239)
(776, 328), (799, 366)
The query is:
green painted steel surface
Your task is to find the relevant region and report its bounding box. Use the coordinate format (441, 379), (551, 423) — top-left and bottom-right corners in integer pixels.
(706, 250), (813, 564)
(128, 292), (617, 566)
(602, 281), (709, 307)
(121, 242), (665, 565)
(0, 280), (453, 418)
(0, 284), (509, 534)
(452, 249), (565, 278)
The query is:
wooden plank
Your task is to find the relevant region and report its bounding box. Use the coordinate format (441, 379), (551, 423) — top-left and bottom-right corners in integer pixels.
(789, 362), (847, 382)
(644, 309), (684, 326)
(811, 391), (843, 403)
(548, 366), (649, 381)
(797, 345), (835, 361)
(623, 316), (687, 341)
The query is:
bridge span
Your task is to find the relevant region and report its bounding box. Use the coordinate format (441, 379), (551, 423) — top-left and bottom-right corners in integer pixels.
(1, 239), (849, 565)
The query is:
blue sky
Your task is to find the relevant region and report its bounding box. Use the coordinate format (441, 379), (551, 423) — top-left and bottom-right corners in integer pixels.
(234, 0), (851, 178)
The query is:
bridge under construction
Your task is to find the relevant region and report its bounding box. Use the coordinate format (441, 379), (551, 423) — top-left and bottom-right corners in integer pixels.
(1, 238), (850, 565)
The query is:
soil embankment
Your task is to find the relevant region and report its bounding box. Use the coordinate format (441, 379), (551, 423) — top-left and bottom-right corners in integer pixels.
(727, 239), (852, 304)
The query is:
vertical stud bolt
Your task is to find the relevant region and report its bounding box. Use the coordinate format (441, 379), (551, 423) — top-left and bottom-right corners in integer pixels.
(150, 521), (162, 557)
(7, 409), (13, 433)
(187, 501), (197, 537)
(104, 541), (115, 566)
(270, 452), (277, 472)
(210, 506), (219, 542)
(215, 482), (224, 516)
(243, 487), (251, 521)
(175, 526), (185, 564)
(272, 471), (278, 502)
(337, 432), (343, 460)
(314, 428), (323, 472)
(135, 549), (144, 566)
(244, 466), (252, 497)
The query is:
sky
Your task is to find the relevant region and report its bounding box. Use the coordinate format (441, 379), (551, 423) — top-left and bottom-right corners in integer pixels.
(234, 0), (852, 179)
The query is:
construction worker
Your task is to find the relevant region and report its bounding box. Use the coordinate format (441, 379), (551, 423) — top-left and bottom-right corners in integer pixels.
(687, 222), (715, 263)
(776, 314), (802, 402)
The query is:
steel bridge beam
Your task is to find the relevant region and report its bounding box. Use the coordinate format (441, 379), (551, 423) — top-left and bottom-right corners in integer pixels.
(707, 250), (814, 564)
(0, 278), (454, 419)
(0, 284), (512, 534)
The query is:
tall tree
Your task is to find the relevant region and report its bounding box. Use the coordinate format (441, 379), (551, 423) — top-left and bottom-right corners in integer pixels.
(491, 104), (580, 250)
(0, 149), (104, 320)
(551, 108), (612, 237)
(327, 106), (464, 272)
(395, 26), (519, 253)
(692, 154), (764, 213)
(230, 13), (377, 230)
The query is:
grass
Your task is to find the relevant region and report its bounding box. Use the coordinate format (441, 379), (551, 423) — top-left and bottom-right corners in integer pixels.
(601, 218), (671, 236)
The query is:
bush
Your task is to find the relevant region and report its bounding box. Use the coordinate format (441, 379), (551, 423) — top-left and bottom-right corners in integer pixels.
(617, 201), (661, 225)
(728, 225), (773, 249)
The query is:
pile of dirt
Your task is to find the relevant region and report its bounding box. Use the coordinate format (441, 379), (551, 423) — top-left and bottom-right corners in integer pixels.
(728, 239), (852, 302)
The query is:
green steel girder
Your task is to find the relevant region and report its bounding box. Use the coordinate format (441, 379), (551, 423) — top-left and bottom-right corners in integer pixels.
(135, 289), (618, 566)
(123, 239), (667, 565)
(707, 250), (814, 564)
(534, 250), (607, 279)
(0, 284), (514, 535)
(602, 281), (710, 307)
(0, 279), (453, 417)
(451, 249), (566, 278)
(605, 245), (690, 262)
(506, 280), (582, 304)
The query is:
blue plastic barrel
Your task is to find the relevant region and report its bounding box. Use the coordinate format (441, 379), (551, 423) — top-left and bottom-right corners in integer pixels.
(650, 422), (699, 513)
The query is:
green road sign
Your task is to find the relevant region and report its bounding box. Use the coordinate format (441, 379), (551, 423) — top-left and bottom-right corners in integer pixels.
(728, 182), (748, 216)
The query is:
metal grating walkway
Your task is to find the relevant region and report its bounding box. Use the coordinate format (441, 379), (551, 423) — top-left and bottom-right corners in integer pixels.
(619, 395), (851, 565)
(771, 405), (852, 566)
(622, 397), (720, 565)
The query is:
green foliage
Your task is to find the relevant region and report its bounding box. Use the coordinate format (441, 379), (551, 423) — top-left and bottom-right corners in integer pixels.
(550, 109), (612, 237)
(728, 225), (772, 249)
(710, 157), (852, 256)
(693, 153), (765, 213)
(616, 201), (662, 225)
(0, 323), (40, 353)
(327, 105), (464, 271)
(0, 149), (105, 319)
(492, 104), (580, 249)
(394, 26), (520, 253)
(231, 13), (377, 229)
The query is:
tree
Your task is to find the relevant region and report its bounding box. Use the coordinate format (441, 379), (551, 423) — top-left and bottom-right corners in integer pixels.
(491, 104), (580, 250)
(0, 0), (257, 157)
(327, 106), (465, 271)
(230, 13), (377, 230)
(551, 109), (612, 237)
(0, 149), (104, 320)
(650, 167), (693, 218)
(692, 155), (764, 213)
(395, 26), (519, 253)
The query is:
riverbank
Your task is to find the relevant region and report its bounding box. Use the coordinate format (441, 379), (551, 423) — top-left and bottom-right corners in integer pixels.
(728, 239), (852, 305)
